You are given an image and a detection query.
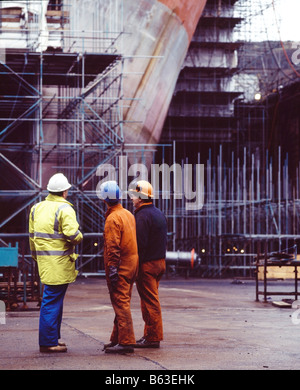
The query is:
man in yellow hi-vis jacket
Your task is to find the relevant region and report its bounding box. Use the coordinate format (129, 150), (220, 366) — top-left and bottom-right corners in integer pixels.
(29, 173), (83, 353)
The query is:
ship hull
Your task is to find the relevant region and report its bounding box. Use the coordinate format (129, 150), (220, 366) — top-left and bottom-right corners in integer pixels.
(0, 0), (206, 154)
(69, 0), (206, 151)
(121, 0), (207, 146)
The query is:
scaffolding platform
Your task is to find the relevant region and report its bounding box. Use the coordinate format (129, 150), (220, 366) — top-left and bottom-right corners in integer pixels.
(0, 50), (120, 87)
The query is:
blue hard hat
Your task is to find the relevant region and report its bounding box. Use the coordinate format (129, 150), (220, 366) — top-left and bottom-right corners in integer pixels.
(99, 180), (121, 203)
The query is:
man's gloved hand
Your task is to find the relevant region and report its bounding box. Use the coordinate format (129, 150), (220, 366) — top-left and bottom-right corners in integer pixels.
(108, 265), (118, 292)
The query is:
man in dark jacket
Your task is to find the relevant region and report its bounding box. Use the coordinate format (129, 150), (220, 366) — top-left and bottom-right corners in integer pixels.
(129, 180), (167, 348)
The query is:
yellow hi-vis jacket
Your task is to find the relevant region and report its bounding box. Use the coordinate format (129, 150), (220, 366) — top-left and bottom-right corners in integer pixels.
(29, 194), (83, 285)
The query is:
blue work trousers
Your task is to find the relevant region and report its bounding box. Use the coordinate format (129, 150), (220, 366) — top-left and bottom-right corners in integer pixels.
(39, 284), (68, 347)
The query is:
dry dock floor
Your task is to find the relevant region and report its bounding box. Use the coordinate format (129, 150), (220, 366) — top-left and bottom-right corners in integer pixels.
(1, 277), (300, 371)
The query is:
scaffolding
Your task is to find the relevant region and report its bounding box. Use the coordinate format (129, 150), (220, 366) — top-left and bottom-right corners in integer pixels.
(159, 0), (300, 277)
(1, 0), (300, 287)
(0, 0), (125, 299)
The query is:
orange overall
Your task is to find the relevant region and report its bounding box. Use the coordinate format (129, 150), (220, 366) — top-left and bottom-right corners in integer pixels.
(134, 203), (167, 342)
(136, 259), (166, 341)
(103, 203), (139, 346)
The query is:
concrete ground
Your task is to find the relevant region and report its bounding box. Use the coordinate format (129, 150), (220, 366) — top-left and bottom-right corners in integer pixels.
(1, 276), (300, 372)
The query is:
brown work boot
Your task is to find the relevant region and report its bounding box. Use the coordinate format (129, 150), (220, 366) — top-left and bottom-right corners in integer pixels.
(40, 345), (67, 353)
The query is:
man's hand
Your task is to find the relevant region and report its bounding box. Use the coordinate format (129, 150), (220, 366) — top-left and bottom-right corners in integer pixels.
(108, 265), (118, 292)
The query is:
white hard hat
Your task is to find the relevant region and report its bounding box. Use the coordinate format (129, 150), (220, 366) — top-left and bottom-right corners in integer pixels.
(99, 180), (121, 203)
(47, 173), (72, 192)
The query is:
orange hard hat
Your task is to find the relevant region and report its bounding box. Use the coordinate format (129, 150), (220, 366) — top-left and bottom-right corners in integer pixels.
(129, 180), (154, 199)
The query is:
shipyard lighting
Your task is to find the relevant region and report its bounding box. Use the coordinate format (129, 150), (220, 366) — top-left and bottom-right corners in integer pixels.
(254, 92), (262, 101)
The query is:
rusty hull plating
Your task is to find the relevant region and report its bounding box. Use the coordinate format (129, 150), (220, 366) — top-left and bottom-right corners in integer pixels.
(121, 0), (207, 147)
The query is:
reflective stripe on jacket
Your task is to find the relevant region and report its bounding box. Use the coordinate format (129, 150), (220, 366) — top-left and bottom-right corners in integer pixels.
(29, 194), (83, 285)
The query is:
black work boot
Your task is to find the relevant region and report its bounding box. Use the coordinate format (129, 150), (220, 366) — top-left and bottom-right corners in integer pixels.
(105, 343), (134, 354)
(134, 337), (160, 348)
(102, 341), (117, 351)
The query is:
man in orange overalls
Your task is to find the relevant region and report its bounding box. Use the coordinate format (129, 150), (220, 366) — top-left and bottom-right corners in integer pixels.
(129, 180), (167, 349)
(99, 180), (139, 354)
